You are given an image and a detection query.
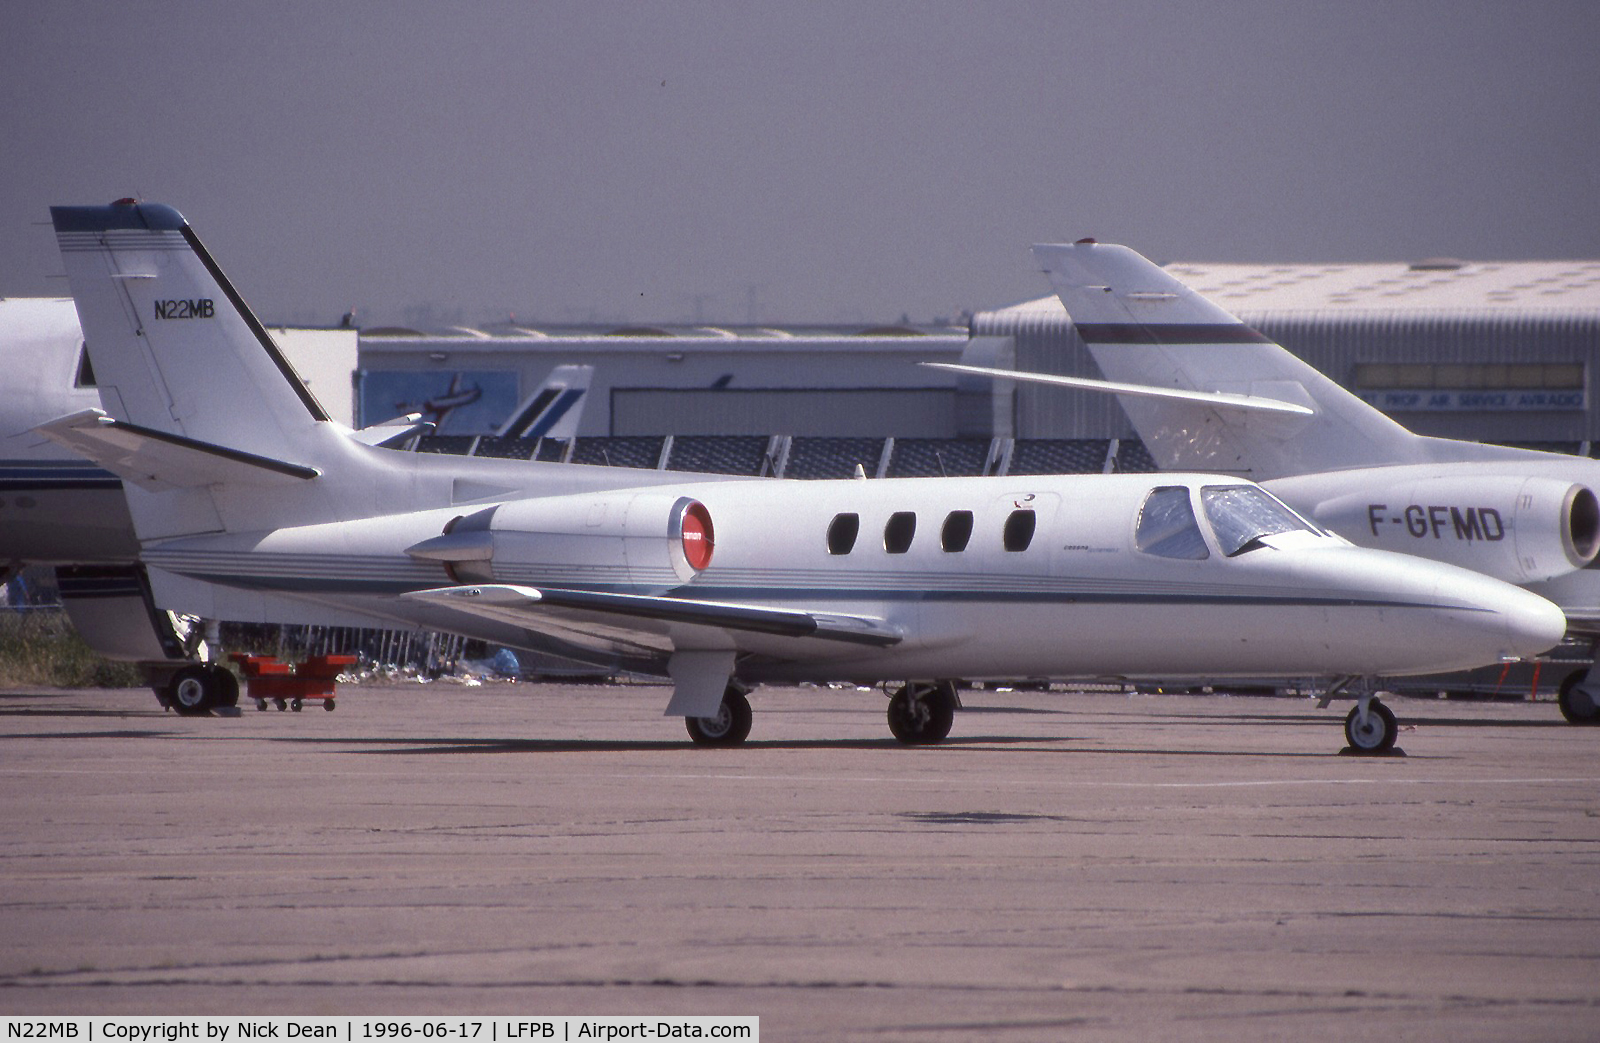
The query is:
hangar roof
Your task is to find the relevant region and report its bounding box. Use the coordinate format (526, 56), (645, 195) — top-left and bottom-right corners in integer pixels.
(983, 259), (1600, 325)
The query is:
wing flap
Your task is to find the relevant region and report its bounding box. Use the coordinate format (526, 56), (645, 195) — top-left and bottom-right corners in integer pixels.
(402, 584), (903, 647)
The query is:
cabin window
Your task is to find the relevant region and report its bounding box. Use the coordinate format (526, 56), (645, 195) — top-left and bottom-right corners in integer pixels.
(827, 513), (860, 554)
(1003, 509), (1036, 552)
(1201, 485), (1316, 556)
(941, 510), (974, 552)
(1136, 486), (1209, 559)
(884, 511), (917, 554)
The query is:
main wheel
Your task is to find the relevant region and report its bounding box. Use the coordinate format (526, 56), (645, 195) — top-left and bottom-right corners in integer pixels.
(1344, 699), (1398, 754)
(167, 664), (221, 717)
(685, 689), (753, 746)
(887, 682), (956, 745)
(1558, 669), (1600, 725)
(217, 669), (240, 707)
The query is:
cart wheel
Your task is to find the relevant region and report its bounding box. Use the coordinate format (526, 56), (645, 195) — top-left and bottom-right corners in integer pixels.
(255, 698), (267, 711)
(274, 698), (287, 711)
(291, 698), (303, 712)
(323, 699), (336, 712)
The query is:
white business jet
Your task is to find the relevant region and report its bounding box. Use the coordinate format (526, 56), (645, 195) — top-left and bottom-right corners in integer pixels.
(931, 239), (1600, 723)
(36, 202), (1566, 751)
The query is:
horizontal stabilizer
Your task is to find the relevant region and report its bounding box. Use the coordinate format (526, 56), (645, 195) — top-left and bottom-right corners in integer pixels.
(350, 413), (435, 448)
(403, 584), (903, 647)
(921, 362), (1315, 417)
(34, 409), (320, 492)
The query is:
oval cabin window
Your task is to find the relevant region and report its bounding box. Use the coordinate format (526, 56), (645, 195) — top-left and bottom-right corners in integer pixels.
(884, 511), (917, 554)
(941, 510), (974, 552)
(827, 513), (860, 554)
(1003, 509), (1036, 552)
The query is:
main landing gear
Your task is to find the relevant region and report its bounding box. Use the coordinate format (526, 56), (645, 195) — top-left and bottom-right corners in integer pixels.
(1558, 668), (1600, 725)
(161, 663), (240, 717)
(887, 681), (958, 745)
(1343, 696), (1398, 754)
(685, 685), (754, 746)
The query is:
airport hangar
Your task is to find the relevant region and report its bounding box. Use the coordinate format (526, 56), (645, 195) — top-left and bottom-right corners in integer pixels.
(353, 257), (1600, 479)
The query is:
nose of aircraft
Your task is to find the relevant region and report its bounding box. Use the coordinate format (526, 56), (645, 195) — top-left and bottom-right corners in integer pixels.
(1486, 576), (1569, 659)
(1285, 544), (1567, 674)
(1387, 552), (1566, 667)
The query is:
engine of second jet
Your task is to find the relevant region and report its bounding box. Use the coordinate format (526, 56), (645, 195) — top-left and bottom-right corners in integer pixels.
(1301, 474), (1600, 585)
(408, 491), (715, 589)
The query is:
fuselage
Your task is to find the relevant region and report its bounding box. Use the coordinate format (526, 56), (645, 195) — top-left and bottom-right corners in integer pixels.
(134, 467), (1566, 684)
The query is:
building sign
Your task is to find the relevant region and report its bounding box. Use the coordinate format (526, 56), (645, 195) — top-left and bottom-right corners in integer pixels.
(1358, 389), (1587, 412)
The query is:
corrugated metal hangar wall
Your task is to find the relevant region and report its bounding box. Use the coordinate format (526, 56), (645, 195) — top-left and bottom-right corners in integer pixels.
(360, 259), (1600, 447)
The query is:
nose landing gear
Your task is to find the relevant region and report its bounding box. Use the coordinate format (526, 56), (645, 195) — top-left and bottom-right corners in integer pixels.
(1343, 696), (1398, 754)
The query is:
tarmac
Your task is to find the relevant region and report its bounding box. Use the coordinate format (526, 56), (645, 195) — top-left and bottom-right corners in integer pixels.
(1, 680), (1597, 1041)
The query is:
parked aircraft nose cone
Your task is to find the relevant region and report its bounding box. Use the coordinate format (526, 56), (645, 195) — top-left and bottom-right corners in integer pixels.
(1493, 582), (1568, 659)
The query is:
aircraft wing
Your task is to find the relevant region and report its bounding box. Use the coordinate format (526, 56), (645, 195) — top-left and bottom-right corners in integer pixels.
(921, 362), (1315, 417)
(34, 409), (320, 492)
(402, 584), (903, 648)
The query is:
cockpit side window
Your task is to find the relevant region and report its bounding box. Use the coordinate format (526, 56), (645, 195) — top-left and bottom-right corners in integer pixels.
(1136, 486), (1209, 560)
(1201, 485), (1316, 556)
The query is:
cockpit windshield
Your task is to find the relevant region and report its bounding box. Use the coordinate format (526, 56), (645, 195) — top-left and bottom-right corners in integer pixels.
(1135, 486), (1209, 560)
(1201, 485), (1317, 556)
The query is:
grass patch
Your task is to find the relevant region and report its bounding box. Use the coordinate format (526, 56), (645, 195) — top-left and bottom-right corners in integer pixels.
(0, 610), (144, 688)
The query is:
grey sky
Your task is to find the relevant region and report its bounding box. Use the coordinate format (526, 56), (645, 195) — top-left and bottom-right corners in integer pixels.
(3, 2), (1596, 327)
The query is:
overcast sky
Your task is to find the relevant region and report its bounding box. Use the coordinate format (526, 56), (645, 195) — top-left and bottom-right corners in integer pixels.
(3, 2), (1597, 327)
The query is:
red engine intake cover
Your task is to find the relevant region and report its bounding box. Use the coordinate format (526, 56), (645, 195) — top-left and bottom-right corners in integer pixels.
(681, 501), (714, 571)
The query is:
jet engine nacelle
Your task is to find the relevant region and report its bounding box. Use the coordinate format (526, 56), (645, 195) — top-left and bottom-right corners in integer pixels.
(1280, 474), (1600, 585)
(409, 490), (715, 589)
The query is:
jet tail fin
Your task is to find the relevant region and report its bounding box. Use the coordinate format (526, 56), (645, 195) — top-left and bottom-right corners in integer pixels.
(53, 203), (333, 459)
(50, 202), (376, 539)
(495, 364), (594, 439)
(1031, 241), (1430, 478)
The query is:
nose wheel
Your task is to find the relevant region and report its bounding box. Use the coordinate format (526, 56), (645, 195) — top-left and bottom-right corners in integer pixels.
(1343, 697), (1398, 754)
(1558, 669), (1600, 724)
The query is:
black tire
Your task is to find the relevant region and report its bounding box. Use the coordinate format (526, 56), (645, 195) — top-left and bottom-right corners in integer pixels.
(888, 682), (956, 745)
(217, 669), (240, 707)
(685, 689), (753, 746)
(1558, 669), (1600, 724)
(323, 699), (336, 712)
(1344, 699), (1398, 754)
(167, 664), (219, 717)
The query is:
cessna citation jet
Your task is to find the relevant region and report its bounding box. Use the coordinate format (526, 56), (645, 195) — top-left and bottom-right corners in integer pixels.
(35, 202), (1566, 752)
(931, 239), (1600, 725)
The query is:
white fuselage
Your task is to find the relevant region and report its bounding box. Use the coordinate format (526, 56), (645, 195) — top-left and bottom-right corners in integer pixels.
(134, 463), (1565, 685)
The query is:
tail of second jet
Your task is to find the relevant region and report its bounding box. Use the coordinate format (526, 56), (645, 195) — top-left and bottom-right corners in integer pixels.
(496, 364), (593, 440)
(1032, 241), (1478, 479)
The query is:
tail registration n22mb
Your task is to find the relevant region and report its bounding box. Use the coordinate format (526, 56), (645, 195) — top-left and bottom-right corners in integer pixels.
(153, 297), (214, 319)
